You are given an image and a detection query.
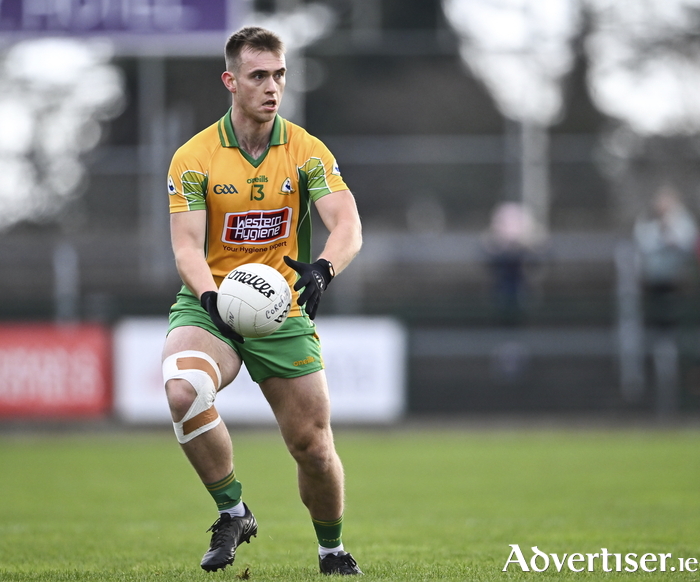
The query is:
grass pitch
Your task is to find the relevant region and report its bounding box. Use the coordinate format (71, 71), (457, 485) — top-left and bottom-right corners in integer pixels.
(0, 425), (698, 581)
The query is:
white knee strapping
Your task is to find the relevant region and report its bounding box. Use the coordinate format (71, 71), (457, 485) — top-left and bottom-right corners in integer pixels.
(163, 350), (223, 444)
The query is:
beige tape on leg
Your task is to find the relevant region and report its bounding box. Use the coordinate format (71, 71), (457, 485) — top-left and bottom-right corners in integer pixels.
(163, 350), (222, 444)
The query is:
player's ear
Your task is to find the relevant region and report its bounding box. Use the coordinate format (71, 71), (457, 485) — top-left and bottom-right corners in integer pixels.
(222, 70), (236, 93)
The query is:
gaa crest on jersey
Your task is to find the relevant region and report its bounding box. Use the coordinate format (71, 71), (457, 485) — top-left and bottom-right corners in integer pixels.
(167, 175), (177, 195)
(213, 183), (239, 194)
(332, 159), (341, 176)
(280, 177), (294, 194)
(221, 207), (293, 245)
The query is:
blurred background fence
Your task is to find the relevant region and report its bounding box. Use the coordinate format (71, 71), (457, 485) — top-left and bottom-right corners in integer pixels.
(2, 0), (700, 421)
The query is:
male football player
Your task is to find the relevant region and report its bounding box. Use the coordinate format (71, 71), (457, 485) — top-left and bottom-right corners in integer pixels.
(162, 26), (363, 575)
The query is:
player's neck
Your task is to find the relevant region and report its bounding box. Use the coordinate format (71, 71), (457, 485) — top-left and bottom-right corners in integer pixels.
(230, 110), (274, 159)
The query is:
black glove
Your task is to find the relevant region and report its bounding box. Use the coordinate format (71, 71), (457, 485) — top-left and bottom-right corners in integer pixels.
(283, 256), (334, 320)
(200, 290), (244, 343)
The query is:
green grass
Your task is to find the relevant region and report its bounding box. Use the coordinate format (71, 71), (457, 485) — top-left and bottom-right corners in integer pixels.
(0, 427), (699, 580)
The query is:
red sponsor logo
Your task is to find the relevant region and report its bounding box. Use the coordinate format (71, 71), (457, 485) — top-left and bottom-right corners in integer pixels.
(0, 324), (111, 418)
(222, 207), (292, 245)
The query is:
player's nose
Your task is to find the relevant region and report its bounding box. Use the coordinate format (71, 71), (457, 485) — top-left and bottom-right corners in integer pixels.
(263, 76), (278, 92)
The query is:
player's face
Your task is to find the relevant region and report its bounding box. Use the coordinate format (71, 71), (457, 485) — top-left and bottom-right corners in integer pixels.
(228, 48), (286, 124)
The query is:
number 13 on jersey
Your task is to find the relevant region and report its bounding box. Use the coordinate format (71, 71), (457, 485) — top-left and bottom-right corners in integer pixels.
(251, 184), (265, 201)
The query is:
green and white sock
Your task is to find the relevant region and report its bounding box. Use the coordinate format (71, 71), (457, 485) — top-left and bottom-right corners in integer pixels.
(204, 471), (242, 511)
(220, 502), (246, 518)
(319, 543), (344, 558)
(313, 515), (344, 555)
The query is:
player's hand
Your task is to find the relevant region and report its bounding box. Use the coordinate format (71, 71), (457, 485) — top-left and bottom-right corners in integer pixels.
(200, 290), (245, 344)
(283, 256), (334, 320)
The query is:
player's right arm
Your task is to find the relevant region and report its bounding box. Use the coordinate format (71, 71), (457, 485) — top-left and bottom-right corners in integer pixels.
(170, 209), (244, 343)
(170, 209), (217, 299)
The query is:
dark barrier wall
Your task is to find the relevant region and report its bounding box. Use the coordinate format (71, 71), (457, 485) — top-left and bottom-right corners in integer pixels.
(408, 327), (700, 414)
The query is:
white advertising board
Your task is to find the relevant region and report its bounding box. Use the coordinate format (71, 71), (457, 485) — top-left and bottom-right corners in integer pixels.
(114, 316), (406, 424)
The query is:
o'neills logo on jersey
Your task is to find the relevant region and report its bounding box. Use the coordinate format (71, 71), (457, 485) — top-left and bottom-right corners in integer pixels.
(221, 207), (292, 245)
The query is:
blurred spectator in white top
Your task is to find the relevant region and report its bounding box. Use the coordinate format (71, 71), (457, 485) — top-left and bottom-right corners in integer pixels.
(634, 186), (698, 328)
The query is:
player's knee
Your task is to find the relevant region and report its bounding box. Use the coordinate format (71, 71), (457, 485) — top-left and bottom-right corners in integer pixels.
(287, 428), (336, 475)
(162, 350), (223, 444)
(165, 378), (197, 423)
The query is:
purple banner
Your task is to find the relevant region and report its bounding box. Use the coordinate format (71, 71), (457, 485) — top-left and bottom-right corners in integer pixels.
(0, 0), (229, 34)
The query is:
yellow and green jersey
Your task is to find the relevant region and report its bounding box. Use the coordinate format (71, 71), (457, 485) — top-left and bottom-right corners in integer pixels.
(167, 111), (348, 318)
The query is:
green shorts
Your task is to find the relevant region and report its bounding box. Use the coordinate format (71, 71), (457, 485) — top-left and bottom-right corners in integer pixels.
(168, 286), (324, 384)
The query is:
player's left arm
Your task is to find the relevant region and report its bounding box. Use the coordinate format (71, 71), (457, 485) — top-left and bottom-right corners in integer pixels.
(283, 189), (362, 318)
(314, 188), (363, 274)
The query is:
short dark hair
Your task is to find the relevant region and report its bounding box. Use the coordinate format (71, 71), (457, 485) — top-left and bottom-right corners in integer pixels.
(225, 27), (285, 72)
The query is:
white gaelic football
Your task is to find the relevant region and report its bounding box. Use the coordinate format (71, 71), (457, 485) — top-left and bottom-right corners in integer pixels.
(217, 263), (292, 338)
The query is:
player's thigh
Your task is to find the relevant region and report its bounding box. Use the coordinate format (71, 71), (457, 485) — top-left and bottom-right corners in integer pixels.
(259, 371), (332, 441)
(163, 325), (242, 387)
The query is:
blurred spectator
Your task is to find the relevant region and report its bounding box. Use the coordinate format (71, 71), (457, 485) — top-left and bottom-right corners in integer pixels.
(634, 186), (698, 328)
(482, 202), (541, 324)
